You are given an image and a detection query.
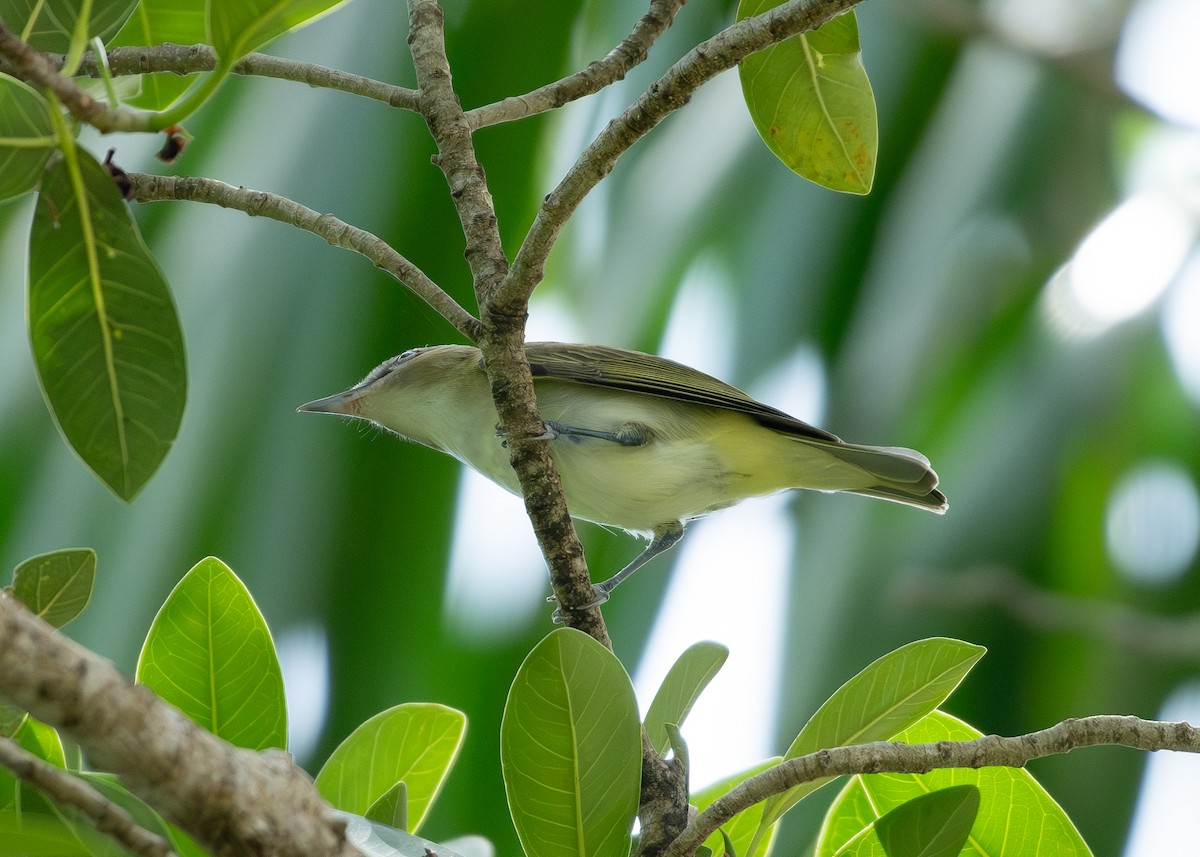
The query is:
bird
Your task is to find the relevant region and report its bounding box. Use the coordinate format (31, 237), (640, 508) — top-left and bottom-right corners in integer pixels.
(299, 342), (947, 611)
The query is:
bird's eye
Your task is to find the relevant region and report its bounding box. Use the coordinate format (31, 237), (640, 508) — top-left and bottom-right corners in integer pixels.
(361, 349), (423, 386)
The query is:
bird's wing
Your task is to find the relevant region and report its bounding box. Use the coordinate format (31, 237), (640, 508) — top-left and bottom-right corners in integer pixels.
(525, 342), (839, 442)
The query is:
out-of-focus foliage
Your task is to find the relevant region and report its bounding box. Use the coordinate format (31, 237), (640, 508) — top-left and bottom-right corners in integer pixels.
(2, 0), (1199, 854)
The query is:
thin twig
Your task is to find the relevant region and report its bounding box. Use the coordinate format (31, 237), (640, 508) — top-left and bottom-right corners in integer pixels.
(0, 736), (178, 857)
(895, 567), (1200, 661)
(666, 715), (1200, 857)
(127, 172), (482, 341)
(466, 0), (689, 130)
(502, 0), (865, 308)
(0, 23), (152, 132)
(71, 44), (421, 111)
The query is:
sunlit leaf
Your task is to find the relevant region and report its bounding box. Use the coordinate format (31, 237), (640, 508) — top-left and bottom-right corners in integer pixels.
(501, 628), (641, 857)
(136, 557), (286, 750)
(815, 712), (1092, 857)
(0, 73), (54, 202)
(875, 785), (980, 857)
(206, 0), (350, 65)
(109, 0), (207, 110)
(644, 641), (728, 756)
(748, 639), (985, 857)
(316, 703), (465, 834)
(29, 147), (186, 501)
(0, 0), (138, 53)
(10, 548), (96, 628)
(692, 758), (782, 857)
(0, 811), (94, 855)
(365, 781), (408, 831)
(737, 3), (877, 193)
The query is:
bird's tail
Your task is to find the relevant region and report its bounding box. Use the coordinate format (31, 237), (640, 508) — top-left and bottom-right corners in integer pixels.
(821, 442), (948, 513)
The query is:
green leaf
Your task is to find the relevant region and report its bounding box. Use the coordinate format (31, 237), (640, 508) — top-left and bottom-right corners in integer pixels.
(10, 548), (96, 628)
(109, 0), (207, 110)
(644, 641), (728, 755)
(365, 781), (408, 831)
(691, 758), (783, 857)
(749, 638), (985, 855)
(737, 3), (877, 194)
(206, 0), (350, 65)
(0, 73), (54, 202)
(0, 811), (94, 856)
(136, 557), (286, 750)
(315, 703), (466, 834)
(0, 0), (138, 54)
(29, 147), (187, 502)
(0, 717), (66, 815)
(815, 712), (1092, 857)
(501, 628), (641, 857)
(0, 704), (26, 739)
(875, 785), (980, 857)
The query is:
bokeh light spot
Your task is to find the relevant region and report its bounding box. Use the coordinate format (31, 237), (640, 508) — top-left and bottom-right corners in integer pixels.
(1106, 460), (1200, 585)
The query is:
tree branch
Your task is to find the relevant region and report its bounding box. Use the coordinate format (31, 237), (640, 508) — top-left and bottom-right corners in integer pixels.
(406, 0), (611, 645)
(666, 715), (1200, 857)
(127, 172), (483, 341)
(0, 594), (356, 857)
(0, 24), (152, 133)
(465, 0), (688, 130)
(70, 44), (422, 111)
(0, 735), (178, 857)
(895, 567), (1200, 662)
(503, 0), (865, 308)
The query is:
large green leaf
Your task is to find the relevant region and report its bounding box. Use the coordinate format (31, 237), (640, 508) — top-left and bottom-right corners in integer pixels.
(206, 0), (350, 65)
(109, 0), (207, 110)
(748, 639), (985, 856)
(501, 628), (641, 857)
(737, 3), (877, 194)
(315, 703), (466, 834)
(136, 557), (286, 750)
(644, 641), (728, 755)
(875, 785), (980, 857)
(815, 712), (1092, 857)
(10, 548), (96, 629)
(0, 73), (54, 202)
(29, 147), (186, 501)
(0, 0), (138, 54)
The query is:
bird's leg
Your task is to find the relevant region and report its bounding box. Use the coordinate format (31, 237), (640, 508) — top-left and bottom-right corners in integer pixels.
(497, 420), (652, 447)
(552, 522), (685, 623)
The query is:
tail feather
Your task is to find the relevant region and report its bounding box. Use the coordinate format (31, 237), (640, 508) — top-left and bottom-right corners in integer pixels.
(824, 442), (948, 514)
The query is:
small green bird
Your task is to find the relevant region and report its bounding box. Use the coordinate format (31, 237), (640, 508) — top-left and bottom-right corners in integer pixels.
(300, 343), (946, 608)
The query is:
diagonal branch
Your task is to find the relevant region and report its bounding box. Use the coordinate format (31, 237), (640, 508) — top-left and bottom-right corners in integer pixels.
(502, 0), (865, 308)
(127, 172), (482, 341)
(0, 24), (152, 132)
(465, 0), (688, 130)
(0, 736), (177, 857)
(666, 715), (1200, 857)
(0, 594), (357, 857)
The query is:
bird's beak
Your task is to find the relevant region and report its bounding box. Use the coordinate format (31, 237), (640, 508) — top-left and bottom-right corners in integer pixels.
(297, 388), (363, 415)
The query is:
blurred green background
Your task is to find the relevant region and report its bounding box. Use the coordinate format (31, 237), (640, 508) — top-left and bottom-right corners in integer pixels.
(3, 0), (1200, 854)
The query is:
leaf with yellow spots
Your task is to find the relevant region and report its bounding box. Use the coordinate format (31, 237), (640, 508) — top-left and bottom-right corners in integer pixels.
(737, 4), (877, 194)
(29, 147), (186, 501)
